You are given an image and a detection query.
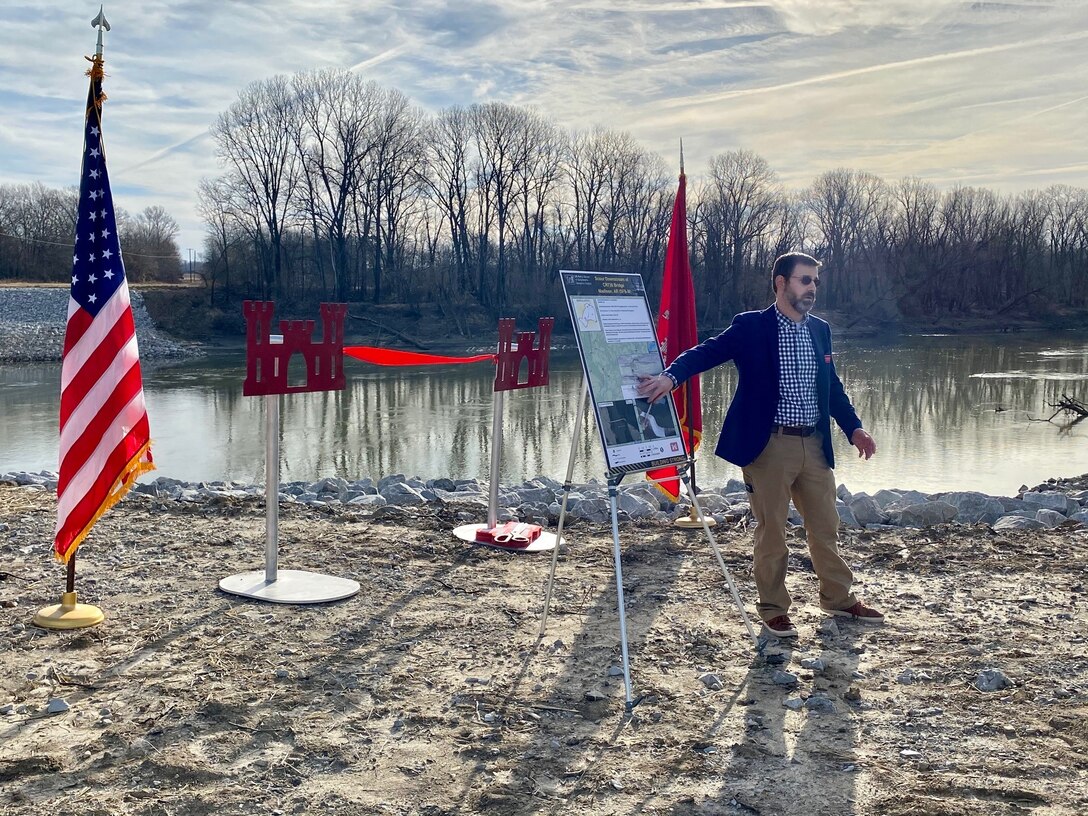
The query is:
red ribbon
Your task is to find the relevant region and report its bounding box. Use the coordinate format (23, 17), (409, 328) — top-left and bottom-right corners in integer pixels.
(344, 346), (496, 366)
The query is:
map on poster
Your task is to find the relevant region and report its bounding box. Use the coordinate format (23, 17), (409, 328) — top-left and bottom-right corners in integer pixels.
(561, 270), (689, 475)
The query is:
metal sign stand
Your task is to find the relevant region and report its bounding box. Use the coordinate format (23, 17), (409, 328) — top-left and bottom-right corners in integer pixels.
(220, 303), (360, 604)
(538, 378), (759, 711)
(453, 318), (559, 554)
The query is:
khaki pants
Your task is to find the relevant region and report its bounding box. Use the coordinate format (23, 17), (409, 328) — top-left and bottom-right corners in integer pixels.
(741, 429), (856, 621)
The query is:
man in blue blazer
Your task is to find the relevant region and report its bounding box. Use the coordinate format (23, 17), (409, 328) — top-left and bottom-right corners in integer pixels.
(638, 252), (882, 638)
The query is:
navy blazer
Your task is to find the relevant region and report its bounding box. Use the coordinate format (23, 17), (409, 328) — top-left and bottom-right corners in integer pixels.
(665, 304), (863, 469)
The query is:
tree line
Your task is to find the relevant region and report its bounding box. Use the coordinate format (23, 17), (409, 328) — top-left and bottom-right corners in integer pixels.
(201, 69), (1088, 324)
(0, 182), (183, 283)
(4, 66), (1087, 328)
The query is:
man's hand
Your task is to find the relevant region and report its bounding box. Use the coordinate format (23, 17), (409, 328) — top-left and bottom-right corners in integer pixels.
(636, 373), (674, 404)
(851, 428), (876, 460)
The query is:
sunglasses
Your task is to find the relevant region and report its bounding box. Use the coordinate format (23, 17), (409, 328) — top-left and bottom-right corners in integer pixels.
(792, 274), (820, 288)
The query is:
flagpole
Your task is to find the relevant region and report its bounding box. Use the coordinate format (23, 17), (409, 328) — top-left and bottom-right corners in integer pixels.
(672, 139), (714, 529)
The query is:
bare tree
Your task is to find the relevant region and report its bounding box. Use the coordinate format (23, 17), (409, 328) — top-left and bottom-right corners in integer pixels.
(423, 106), (475, 294)
(211, 75), (301, 298)
(806, 168), (888, 309)
(291, 69), (379, 300)
(119, 205), (182, 282)
(701, 149), (784, 317)
(362, 88), (426, 304)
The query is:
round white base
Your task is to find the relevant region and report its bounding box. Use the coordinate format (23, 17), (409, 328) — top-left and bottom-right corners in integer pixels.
(218, 569), (360, 604)
(453, 523), (559, 553)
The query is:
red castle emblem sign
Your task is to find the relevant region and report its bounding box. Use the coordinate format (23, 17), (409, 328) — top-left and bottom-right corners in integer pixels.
(493, 317), (554, 392)
(243, 301), (348, 396)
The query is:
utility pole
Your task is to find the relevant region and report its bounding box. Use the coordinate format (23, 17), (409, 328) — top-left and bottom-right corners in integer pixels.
(187, 248), (193, 282)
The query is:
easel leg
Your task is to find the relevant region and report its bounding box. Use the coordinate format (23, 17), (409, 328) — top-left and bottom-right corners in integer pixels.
(608, 483), (635, 710)
(684, 473), (760, 649)
(539, 379), (589, 636)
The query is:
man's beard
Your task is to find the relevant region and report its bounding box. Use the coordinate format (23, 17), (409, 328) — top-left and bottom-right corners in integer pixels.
(789, 291), (815, 315)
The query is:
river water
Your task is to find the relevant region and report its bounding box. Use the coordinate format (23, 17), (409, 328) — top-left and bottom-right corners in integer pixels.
(2, 332), (1086, 496)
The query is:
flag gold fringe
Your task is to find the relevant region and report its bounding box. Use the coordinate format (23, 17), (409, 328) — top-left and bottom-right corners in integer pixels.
(55, 439), (155, 564)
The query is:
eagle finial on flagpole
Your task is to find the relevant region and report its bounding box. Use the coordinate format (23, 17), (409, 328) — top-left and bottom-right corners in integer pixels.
(91, 6), (110, 58)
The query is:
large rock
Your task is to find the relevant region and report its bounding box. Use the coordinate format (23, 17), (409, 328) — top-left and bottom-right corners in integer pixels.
(310, 476), (348, 495)
(617, 492), (657, 519)
(872, 489), (902, 509)
(433, 489), (488, 508)
(1069, 509), (1088, 526)
(891, 501), (958, 528)
(530, 475), (563, 491)
(996, 500), (1037, 519)
(349, 478), (377, 495)
(724, 478), (746, 495)
(1036, 509), (1068, 528)
(517, 502), (552, 522)
(347, 494), (387, 508)
(377, 473), (409, 492)
(517, 486), (556, 505)
(837, 504), (860, 528)
(622, 484), (668, 510)
(836, 483), (853, 503)
(849, 495), (887, 527)
(379, 482), (428, 506)
(1021, 491), (1079, 515)
(724, 502), (750, 520)
(941, 491), (1007, 525)
(690, 493), (730, 515)
(571, 498), (612, 523)
(993, 515), (1047, 531)
(885, 490), (930, 512)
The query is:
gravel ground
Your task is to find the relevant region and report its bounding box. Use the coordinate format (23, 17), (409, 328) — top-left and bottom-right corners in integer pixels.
(0, 479), (1086, 815)
(0, 287), (198, 362)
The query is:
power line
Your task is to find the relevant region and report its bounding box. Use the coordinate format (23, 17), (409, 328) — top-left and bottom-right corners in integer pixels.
(0, 229), (185, 260)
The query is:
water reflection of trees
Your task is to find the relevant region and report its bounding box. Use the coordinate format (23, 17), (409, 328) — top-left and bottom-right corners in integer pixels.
(2, 337), (1086, 492)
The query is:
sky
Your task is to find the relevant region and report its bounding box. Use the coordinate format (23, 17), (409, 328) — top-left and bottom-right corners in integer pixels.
(3, 0), (1088, 258)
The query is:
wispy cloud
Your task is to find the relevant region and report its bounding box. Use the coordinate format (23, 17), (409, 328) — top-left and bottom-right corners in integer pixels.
(2, 0), (1087, 252)
(347, 44), (414, 74)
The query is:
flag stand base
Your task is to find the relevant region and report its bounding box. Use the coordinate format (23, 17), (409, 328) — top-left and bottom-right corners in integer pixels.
(33, 591), (104, 630)
(675, 506), (716, 529)
(453, 523), (559, 554)
(218, 570), (359, 605)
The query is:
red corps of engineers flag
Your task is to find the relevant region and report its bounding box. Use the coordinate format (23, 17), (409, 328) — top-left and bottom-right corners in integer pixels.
(54, 57), (154, 563)
(647, 169), (701, 501)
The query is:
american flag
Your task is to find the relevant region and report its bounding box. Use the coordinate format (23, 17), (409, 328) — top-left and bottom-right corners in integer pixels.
(54, 57), (154, 563)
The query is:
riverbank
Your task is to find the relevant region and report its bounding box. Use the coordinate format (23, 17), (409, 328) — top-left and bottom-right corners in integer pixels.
(3, 470), (1087, 532)
(4, 284), (1087, 363)
(0, 287), (200, 362)
(1, 475), (1087, 814)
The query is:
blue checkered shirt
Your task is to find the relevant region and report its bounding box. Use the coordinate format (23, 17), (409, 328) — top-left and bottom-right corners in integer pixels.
(774, 306), (819, 426)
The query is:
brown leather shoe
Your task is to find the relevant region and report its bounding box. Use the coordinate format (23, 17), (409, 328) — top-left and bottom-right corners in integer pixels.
(762, 614), (798, 638)
(823, 601), (884, 624)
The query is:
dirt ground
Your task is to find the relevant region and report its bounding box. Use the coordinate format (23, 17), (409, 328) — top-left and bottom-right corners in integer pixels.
(1, 485), (1086, 816)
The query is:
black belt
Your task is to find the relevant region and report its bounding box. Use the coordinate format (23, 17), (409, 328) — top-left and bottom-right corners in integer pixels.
(773, 424), (816, 437)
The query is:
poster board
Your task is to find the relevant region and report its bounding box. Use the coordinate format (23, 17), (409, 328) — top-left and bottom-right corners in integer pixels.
(561, 270), (689, 476)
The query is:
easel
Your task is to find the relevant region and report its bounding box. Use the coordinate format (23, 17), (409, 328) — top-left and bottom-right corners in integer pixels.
(538, 381), (758, 711)
(218, 302), (360, 604)
(453, 318), (559, 554)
